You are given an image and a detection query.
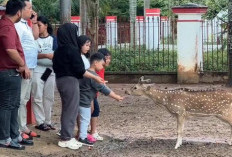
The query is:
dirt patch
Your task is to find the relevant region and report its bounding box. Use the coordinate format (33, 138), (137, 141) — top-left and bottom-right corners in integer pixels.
(1, 84), (232, 157)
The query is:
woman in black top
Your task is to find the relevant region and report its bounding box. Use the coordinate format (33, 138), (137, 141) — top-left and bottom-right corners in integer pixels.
(53, 23), (103, 150)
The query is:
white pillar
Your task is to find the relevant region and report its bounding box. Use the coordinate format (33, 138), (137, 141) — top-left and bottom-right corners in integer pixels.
(106, 16), (117, 47)
(145, 8), (160, 50)
(71, 16), (81, 36)
(136, 16), (145, 45)
(160, 16), (170, 39)
(172, 4), (207, 83)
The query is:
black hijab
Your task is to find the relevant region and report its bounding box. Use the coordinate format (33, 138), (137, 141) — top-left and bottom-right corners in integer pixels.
(57, 23), (79, 47)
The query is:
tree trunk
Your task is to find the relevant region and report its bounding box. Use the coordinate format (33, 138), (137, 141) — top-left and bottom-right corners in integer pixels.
(228, 0), (232, 85)
(130, 0), (137, 47)
(144, 0), (150, 16)
(80, 0), (87, 35)
(86, 0), (99, 53)
(60, 0), (71, 24)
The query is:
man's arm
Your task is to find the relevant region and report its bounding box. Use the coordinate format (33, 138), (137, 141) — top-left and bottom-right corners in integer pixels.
(32, 23), (39, 40)
(6, 49), (25, 73)
(31, 11), (39, 40)
(6, 49), (24, 67)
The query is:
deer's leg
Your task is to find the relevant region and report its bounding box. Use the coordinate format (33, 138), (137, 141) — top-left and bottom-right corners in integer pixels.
(175, 115), (185, 149)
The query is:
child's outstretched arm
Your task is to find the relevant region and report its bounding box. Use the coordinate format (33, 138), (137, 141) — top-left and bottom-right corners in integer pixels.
(109, 91), (124, 101)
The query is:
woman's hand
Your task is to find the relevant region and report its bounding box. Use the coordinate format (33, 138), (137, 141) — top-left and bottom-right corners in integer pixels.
(94, 76), (104, 84)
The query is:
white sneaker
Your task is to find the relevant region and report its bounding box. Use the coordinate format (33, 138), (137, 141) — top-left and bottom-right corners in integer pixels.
(58, 138), (82, 150)
(92, 132), (103, 141)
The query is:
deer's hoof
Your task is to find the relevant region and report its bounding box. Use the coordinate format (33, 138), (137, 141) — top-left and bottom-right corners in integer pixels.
(175, 144), (180, 149)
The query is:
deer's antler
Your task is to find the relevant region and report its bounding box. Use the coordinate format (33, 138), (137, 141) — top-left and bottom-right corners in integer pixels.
(139, 76), (151, 84)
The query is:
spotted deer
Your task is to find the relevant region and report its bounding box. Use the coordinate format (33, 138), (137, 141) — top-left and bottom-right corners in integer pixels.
(126, 76), (232, 149)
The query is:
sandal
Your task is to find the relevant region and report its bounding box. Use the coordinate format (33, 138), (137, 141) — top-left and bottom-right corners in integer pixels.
(21, 132), (33, 140)
(35, 123), (50, 132)
(25, 130), (40, 138)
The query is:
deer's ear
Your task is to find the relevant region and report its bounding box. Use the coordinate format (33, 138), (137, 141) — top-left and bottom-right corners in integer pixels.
(146, 86), (151, 91)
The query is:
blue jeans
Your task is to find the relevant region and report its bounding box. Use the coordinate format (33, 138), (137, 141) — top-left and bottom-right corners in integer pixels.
(79, 106), (91, 140)
(0, 69), (21, 141)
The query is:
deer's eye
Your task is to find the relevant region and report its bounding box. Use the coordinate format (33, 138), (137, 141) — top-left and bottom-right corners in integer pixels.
(134, 86), (137, 89)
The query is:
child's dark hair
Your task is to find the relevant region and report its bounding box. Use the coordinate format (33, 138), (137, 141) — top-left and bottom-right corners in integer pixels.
(37, 16), (53, 35)
(77, 35), (91, 58)
(98, 48), (111, 56)
(90, 53), (105, 65)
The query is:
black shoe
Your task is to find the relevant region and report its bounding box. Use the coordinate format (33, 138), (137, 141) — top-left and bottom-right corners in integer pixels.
(47, 124), (56, 130)
(19, 138), (34, 146)
(78, 138), (94, 146)
(0, 141), (25, 150)
(35, 123), (50, 131)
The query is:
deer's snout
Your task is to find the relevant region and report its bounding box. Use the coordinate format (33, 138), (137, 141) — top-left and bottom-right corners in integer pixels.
(125, 90), (131, 95)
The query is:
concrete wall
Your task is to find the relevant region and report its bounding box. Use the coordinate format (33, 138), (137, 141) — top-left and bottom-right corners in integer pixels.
(105, 72), (228, 84)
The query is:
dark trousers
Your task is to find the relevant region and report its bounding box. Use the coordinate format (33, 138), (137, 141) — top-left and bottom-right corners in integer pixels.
(0, 69), (21, 140)
(91, 97), (100, 117)
(56, 76), (79, 141)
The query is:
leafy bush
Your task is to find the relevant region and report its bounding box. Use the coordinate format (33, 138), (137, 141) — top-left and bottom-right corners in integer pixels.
(203, 50), (228, 72)
(106, 46), (177, 72)
(105, 46), (228, 73)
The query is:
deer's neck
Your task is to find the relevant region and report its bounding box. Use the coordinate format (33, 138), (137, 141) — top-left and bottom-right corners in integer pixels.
(144, 89), (168, 105)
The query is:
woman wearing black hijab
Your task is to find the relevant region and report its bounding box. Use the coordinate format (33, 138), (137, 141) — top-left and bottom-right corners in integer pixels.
(53, 23), (103, 150)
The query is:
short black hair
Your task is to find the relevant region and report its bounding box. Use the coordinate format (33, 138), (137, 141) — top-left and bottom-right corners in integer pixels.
(98, 48), (111, 56)
(90, 53), (105, 65)
(5, 0), (25, 16)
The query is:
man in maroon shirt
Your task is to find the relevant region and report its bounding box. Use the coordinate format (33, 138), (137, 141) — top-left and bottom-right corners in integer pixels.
(0, 0), (33, 150)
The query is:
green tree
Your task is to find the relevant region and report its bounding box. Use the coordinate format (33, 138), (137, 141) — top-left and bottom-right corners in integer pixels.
(205, 0), (228, 19)
(71, 0), (79, 16)
(31, 0), (228, 22)
(33, 0), (60, 23)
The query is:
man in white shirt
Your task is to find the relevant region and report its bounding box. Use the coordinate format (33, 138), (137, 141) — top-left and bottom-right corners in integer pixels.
(15, 0), (39, 138)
